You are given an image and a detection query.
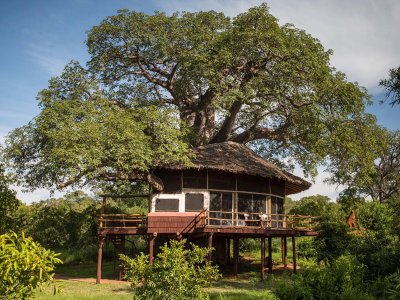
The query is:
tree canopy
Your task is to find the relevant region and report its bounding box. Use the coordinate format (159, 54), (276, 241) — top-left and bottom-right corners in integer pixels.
(3, 4), (385, 191)
(380, 66), (400, 105)
(340, 130), (400, 203)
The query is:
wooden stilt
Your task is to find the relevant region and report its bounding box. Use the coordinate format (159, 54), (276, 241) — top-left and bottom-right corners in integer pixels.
(149, 234), (156, 265)
(282, 236), (287, 268)
(233, 237), (239, 276)
(119, 236), (126, 280)
(96, 235), (105, 284)
(207, 233), (213, 261)
(292, 236), (297, 273)
(268, 237), (272, 273)
(260, 237), (265, 280)
(226, 238), (231, 264)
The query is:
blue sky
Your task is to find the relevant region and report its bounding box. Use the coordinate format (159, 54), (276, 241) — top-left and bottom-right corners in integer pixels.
(0, 0), (399, 202)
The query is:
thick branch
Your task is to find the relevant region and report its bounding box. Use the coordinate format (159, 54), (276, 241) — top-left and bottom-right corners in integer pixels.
(210, 99), (243, 143)
(231, 126), (289, 144)
(99, 171), (164, 191)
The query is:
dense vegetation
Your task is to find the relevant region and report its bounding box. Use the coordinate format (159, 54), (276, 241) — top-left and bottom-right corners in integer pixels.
(0, 3), (400, 300)
(0, 232), (61, 299)
(121, 239), (220, 300)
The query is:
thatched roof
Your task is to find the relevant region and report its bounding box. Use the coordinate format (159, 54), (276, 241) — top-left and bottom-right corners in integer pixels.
(163, 141), (311, 195)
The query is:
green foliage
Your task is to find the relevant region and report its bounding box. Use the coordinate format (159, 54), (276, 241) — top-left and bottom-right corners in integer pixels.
(289, 195), (335, 216)
(273, 255), (371, 300)
(351, 201), (400, 279)
(0, 232), (62, 299)
(120, 239), (220, 300)
(3, 4), (385, 192)
(341, 130), (400, 203)
(297, 238), (317, 261)
(11, 192), (99, 249)
(380, 66), (400, 105)
(0, 166), (21, 233)
(4, 61), (191, 191)
(337, 187), (365, 214)
(313, 219), (351, 265)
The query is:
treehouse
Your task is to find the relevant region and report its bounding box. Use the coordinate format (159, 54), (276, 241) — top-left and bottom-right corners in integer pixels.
(96, 142), (318, 283)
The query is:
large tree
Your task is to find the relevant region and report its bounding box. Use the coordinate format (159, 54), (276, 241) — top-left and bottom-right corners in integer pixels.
(380, 66), (400, 105)
(340, 130), (400, 203)
(0, 161), (20, 233)
(4, 4), (385, 191)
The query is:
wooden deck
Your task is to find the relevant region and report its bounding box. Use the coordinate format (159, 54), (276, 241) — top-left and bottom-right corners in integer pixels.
(96, 210), (319, 283)
(97, 210), (319, 237)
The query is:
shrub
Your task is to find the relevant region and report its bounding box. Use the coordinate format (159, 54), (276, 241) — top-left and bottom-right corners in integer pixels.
(120, 239), (220, 300)
(297, 238), (317, 260)
(0, 232), (62, 299)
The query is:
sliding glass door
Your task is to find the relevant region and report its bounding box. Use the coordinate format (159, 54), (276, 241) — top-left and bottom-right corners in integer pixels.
(209, 192), (234, 225)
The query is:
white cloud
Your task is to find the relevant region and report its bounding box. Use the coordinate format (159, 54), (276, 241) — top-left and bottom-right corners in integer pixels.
(291, 167), (343, 201)
(25, 42), (69, 76)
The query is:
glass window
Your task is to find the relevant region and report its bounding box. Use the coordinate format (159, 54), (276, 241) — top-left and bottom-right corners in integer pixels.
(183, 170), (207, 189)
(271, 196), (284, 228)
(155, 198), (179, 212)
(209, 192), (233, 225)
(185, 193), (204, 212)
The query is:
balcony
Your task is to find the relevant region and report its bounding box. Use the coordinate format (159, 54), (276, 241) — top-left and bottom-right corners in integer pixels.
(98, 210), (319, 236)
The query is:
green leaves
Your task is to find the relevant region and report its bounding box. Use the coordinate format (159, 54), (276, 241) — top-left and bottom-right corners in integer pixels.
(120, 239), (220, 300)
(0, 232), (62, 299)
(4, 62), (191, 191)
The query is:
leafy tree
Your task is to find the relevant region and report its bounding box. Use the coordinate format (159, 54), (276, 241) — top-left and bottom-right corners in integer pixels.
(0, 164), (20, 233)
(4, 62), (190, 192)
(120, 239), (220, 300)
(380, 66), (400, 105)
(0, 232), (62, 299)
(289, 194), (334, 216)
(313, 219), (351, 265)
(337, 187), (365, 213)
(351, 202), (400, 279)
(3, 4), (385, 191)
(340, 130), (400, 203)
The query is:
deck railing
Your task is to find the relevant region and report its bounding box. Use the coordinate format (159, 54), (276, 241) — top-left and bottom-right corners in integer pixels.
(98, 211), (319, 231)
(199, 210), (319, 231)
(98, 214), (147, 229)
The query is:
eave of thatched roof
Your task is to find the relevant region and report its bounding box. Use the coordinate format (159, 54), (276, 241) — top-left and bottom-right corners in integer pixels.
(161, 141), (311, 195)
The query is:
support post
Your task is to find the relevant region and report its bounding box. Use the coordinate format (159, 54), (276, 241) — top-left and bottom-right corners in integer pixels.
(292, 236), (297, 273)
(149, 233), (156, 265)
(233, 237), (239, 276)
(96, 235), (106, 284)
(268, 237), (272, 273)
(260, 237), (265, 280)
(118, 236), (126, 281)
(226, 238), (231, 264)
(282, 236), (287, 268)
(207, 233), (213, 261)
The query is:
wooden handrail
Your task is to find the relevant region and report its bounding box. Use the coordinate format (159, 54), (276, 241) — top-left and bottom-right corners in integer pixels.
(205, 210), (319, 230)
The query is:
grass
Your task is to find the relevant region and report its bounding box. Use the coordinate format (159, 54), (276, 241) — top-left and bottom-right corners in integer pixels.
(207, 273), (278, 300)
(56, 261), (119, 280)
(34, 271), (280, 300)
(34, 241), (307, 300)
(34, 280), (132, 300)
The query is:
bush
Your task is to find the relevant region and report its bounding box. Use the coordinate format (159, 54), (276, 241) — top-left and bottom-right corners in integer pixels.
(273, 255), (371, 300)
(120, 239), (220, 300)
(297, 238), (317, 260)
(0, 232), (62, 299)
